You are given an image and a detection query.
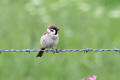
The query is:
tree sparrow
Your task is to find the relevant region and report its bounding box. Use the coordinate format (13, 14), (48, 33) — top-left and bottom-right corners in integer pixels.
(36, 25), (59, 57)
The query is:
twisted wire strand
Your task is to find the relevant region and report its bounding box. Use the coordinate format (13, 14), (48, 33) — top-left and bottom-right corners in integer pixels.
(0, 48), (120, 53)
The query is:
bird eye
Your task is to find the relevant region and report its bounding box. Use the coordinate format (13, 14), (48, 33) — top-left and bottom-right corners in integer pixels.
(51, 30), (54, 32)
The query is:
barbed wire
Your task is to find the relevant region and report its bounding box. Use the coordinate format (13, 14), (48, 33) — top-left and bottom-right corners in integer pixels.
(0, 48), (120, 54)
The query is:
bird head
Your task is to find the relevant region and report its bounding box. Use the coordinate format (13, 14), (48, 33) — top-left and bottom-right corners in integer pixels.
(47, 25), (59, 35)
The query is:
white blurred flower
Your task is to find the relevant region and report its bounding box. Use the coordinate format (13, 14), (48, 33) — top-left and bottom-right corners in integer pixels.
(33, 0), (41, 6)
(78, 3), (90, 12)
(109, 10), (120, 18)
(94, 6), (104, 17)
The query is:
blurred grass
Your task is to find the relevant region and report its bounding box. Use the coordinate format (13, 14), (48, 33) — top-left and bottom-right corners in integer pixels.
(0, 0), (120, 80)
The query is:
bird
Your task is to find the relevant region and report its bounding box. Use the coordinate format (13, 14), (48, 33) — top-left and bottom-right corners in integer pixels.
(36, 25), (59, 57)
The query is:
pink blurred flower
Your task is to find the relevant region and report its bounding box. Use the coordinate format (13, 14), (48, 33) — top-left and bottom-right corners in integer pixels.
(82, 75), (97, 80)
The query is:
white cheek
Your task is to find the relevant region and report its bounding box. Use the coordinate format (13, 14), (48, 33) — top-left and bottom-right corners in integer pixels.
(52, 31), (55, 35)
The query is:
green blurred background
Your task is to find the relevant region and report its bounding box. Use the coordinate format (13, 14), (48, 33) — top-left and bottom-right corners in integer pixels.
(0, 0), (120, 80)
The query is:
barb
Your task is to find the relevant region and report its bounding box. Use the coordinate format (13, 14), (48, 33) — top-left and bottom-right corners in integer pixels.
(0, 48), (120, 53)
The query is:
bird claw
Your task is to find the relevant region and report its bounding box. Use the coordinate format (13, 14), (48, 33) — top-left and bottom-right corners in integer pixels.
(46, 48), (48, 53)
(52, 49), (56, 54)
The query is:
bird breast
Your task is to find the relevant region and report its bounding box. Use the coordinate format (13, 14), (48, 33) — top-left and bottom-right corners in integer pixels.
(40, 34), (59, 48)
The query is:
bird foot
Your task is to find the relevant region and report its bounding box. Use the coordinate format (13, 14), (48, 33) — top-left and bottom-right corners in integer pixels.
(52, 49), (56, 54)
(46, 48), (48, 53)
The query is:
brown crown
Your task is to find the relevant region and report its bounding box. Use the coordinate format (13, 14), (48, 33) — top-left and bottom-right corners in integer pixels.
(48, 25), (59, 30)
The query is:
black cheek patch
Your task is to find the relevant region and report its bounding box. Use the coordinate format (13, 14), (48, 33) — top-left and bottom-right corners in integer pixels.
(55, 30), (58, 35)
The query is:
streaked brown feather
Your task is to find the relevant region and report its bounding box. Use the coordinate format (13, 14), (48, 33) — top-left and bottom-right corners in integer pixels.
(44, 32), (48, 35)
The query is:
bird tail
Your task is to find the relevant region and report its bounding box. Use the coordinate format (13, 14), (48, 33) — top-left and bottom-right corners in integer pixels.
(36, 48), (45, 57)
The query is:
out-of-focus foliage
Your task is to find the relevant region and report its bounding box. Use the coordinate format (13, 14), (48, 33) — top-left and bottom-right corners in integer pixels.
(0, 0), (120, 80)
